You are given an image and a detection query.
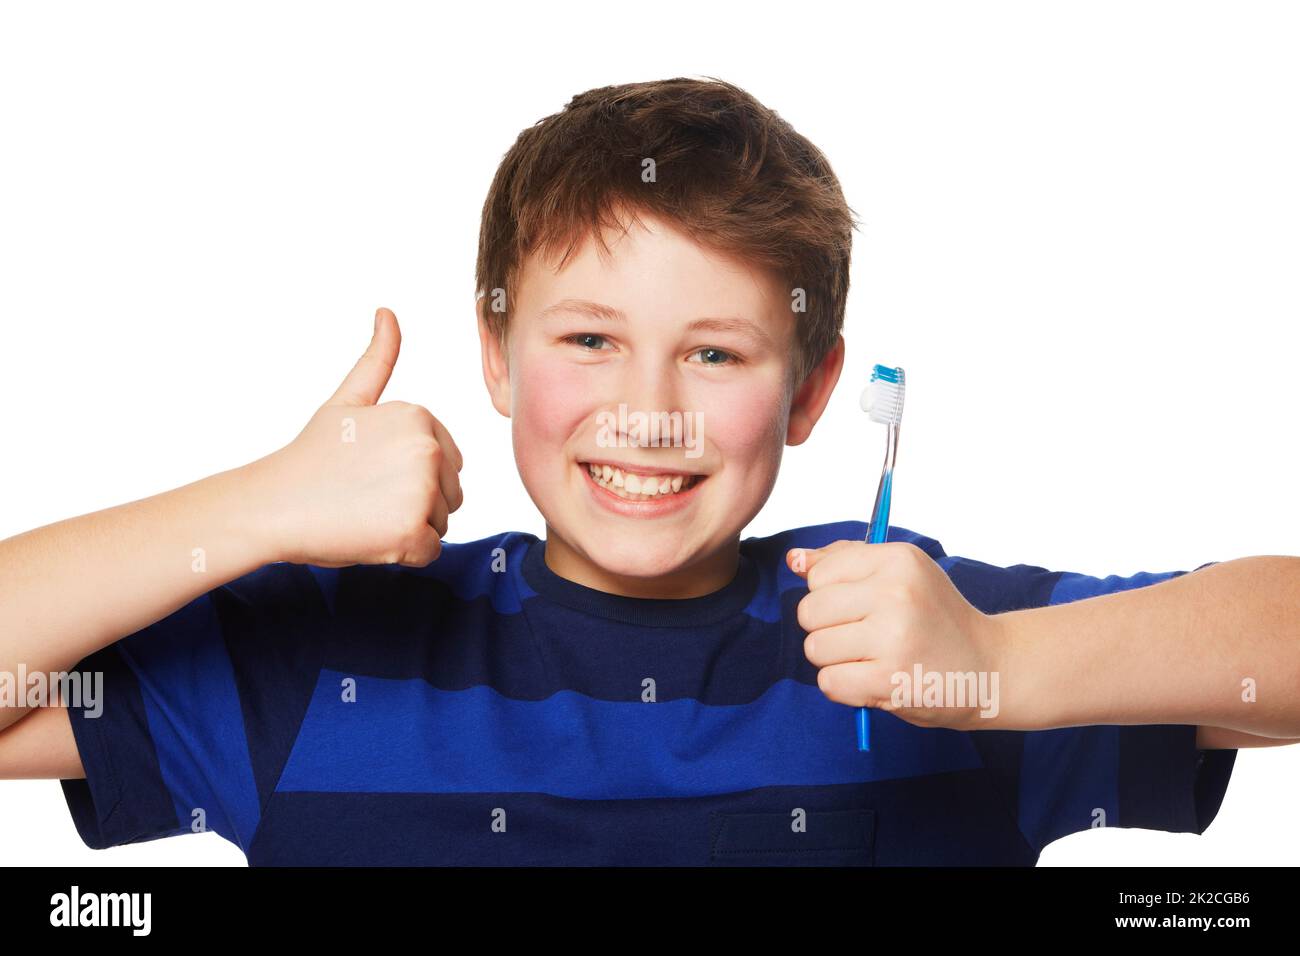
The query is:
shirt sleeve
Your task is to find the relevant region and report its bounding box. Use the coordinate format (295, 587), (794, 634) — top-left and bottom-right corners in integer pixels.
(59, 562), (333, 855)
(945, 553), (1236, 856)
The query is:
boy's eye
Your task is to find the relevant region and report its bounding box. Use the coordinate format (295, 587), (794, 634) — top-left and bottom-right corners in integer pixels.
(563, 333), (610, 351)
(690, 347), (739, 367)
(562, 334), (740, 367)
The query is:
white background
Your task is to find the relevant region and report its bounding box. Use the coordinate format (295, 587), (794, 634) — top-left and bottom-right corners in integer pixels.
(1, 0), (1296, 866)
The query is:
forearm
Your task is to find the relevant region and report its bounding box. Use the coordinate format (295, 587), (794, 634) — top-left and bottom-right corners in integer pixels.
(994, 556), (1300, 736)
(0, 454), (281, 733)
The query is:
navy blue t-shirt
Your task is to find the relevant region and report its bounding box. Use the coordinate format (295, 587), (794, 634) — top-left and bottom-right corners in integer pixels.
(59, 520), (1235, 865)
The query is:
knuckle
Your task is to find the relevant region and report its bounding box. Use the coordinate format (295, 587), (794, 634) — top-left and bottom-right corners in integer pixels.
(889, 580), (917, 605)
(795, 595), (816, 632)
(881, 541), (911, 562)
(815, 666), (833, 697)
(898, 542), (929, 569)
(817, 666), (847, 705)
(404, 515), (429, 541)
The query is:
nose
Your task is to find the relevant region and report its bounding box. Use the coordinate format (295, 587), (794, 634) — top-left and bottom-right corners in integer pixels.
(629, 352), (682, 414)
(609, 353), (691, 453)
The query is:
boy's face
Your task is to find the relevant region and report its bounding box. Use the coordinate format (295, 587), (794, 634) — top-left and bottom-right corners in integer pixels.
(478, 209), (843, 598)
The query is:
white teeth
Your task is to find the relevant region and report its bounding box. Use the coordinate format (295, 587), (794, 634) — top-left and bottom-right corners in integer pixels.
(581, 463), (700, 501)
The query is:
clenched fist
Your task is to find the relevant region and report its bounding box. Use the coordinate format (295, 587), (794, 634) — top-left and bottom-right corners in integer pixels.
(253, 308), (464, 568)
(788, 540), (1008, 731)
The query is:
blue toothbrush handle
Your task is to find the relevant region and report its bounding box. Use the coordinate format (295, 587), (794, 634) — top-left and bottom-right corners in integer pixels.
(858, 480), (894, 752)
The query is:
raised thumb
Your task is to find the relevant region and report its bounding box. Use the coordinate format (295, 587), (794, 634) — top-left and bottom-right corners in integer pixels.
(327, 308), (401, 406)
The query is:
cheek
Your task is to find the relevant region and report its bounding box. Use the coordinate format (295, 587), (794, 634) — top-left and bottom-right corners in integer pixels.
(510, 359), (591, 474)
(700, 379), (789, 471)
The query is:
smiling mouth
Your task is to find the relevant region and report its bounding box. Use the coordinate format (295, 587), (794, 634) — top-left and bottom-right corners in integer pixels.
(578, 460), (705, 501)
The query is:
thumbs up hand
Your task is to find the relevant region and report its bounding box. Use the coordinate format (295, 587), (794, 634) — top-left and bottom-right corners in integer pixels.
(254, 308), (464, 568)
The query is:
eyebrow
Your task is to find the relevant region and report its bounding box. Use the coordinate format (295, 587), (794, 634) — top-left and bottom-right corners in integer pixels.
(538, 298), (776, 348)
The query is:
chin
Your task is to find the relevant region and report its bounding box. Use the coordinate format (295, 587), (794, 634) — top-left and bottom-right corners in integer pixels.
(571, 534), (688, 579)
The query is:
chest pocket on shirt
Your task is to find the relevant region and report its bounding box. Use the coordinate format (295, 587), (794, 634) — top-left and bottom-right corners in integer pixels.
(708, 808), (876, 866)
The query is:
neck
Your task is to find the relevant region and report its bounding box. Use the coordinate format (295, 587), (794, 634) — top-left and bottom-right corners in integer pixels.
(540, 528), (741, 599)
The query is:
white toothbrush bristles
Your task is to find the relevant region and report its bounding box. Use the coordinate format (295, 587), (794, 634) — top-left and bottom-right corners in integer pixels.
(860, 369), (905, 425)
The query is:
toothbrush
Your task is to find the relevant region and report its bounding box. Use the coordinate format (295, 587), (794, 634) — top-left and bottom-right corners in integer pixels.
(857, 363), (906, 752)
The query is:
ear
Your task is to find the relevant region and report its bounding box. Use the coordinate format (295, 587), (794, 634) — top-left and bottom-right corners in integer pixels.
(786, 334), (845, 446)
(477, 296), (512, 419)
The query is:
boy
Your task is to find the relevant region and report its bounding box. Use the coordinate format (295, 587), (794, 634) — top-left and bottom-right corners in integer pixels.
(1, 77), (1297, 865)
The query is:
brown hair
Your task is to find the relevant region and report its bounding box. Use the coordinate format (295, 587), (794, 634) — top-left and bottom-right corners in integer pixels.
(475, 76), (858, 387)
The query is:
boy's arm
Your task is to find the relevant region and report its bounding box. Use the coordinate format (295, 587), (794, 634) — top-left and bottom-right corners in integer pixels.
(0, 458), (279, 736)
(791, 541), (1298, 744)
(0, 702), (84, 778)
(996, 555), (1300, 740)
(0, 308), (461, 756)
(1195, 725), (1299, 749)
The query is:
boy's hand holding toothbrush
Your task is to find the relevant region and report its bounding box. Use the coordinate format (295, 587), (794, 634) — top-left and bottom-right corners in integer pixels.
(787, 540), (1010, 732)
(245, 307), (464, 569)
